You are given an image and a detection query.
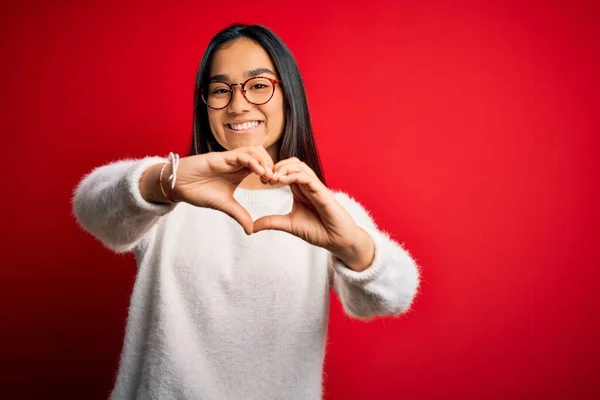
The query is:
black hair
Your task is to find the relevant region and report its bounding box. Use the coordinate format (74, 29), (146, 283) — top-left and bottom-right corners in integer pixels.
(189, 24), (326, 184)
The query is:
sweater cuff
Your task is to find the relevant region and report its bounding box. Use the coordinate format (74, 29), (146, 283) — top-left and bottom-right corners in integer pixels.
(125, 156), (178, 215)
(331, 228), (386, 284)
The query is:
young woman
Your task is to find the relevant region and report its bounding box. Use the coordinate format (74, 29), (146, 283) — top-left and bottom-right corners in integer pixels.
(73, 24), (420, 400)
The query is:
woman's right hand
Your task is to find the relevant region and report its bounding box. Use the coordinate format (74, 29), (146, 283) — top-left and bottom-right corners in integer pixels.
(169, 145), (275, 234)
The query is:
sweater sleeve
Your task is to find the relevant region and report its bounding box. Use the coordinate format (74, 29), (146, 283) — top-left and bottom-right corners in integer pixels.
(72, 156), (177, 254)
(328, 192), (421, 320)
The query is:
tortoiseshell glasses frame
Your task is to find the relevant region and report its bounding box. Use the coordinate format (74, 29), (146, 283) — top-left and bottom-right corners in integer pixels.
(200, 76), (282, 110)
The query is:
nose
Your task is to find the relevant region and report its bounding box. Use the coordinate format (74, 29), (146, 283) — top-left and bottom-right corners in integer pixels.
(228, 84), (251, 114)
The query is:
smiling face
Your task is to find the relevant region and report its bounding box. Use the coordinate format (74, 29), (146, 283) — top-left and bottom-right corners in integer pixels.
(207, 38), (285, 162)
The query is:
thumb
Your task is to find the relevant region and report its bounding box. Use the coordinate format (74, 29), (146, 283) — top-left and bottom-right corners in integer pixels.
(253, 214), (292, 234)
(219, 200), (254, 235)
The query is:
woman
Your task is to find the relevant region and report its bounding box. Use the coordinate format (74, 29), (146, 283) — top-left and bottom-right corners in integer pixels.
(73, 24), (420, 400)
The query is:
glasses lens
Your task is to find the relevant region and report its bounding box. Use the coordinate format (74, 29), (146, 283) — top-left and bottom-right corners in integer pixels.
(204, 82), (231, 109)
(244, 77), (275, 105)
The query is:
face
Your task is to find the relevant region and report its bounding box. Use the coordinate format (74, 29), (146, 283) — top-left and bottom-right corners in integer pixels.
(207, 38), (285, 161)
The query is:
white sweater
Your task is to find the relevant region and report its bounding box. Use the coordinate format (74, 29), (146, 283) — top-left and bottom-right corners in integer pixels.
(72, 156), (421, 400)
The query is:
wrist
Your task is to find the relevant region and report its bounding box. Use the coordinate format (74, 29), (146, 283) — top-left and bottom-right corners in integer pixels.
(139, 163), (171, 204)
(159, 162), (178, 203)
(331, 227), (375, 272)
(139, 161), (179, 205)
(158, 152), (182, 203)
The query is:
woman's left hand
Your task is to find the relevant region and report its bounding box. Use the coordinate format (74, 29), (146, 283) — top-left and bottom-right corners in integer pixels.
(253, 158), (372, 264)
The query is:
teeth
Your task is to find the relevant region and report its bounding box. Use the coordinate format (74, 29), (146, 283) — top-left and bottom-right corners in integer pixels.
(229, 121), (260, 131)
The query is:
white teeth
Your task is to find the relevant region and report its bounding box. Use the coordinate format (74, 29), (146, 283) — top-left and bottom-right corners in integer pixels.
(229, 121), (260, 131)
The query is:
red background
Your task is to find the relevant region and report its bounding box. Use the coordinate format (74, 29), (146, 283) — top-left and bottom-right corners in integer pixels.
(2, 0), (599, 399)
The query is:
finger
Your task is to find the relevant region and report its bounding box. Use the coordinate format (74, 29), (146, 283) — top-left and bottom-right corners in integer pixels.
(273, 160), (317, 179)
(235, 153), (266, 176)
(272, 162), (319, 183)
(271, 164), (303, 182)
(278, 171), (333, 210)
(219, 200), (254, 235)
(276, 171), (322, 191)
(245, 146), (274, 179)
(253, 214), (292, 234)
(273, 157), (300, 170)
(253, 145), (275, 169)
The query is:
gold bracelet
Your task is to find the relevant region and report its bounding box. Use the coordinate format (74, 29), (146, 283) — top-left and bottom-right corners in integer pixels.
(158, 162), (175, 203)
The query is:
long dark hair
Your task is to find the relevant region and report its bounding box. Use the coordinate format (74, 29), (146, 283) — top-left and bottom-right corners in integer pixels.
(188, 24), (326, 184)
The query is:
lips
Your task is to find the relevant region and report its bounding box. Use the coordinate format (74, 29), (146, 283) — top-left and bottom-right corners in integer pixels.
(226, 121), (262, 131)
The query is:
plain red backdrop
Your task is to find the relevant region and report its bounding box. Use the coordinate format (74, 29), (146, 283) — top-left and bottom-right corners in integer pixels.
(1, 0), (598, 399)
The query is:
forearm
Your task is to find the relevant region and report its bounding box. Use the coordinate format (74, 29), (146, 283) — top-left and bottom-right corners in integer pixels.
(73, 157), (177, 253)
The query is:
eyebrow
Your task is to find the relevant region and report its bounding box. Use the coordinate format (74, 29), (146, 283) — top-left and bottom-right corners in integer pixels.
(209, 68), (277, 83)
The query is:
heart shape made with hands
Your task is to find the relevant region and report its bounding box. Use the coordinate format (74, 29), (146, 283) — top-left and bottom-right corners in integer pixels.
(173, 148), (360, 252)
(205, 157), (331, 238)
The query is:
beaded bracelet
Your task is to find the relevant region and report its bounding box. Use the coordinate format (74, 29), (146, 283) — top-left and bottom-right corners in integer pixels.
(158, 152), (180, 203)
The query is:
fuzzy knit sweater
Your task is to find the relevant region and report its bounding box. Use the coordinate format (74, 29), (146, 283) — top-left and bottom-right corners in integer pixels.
(72, 156), (421, 400)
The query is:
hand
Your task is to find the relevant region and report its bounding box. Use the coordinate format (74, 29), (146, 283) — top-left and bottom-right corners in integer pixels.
(172, 145), (274, 235)
(253, 158), (362, 254)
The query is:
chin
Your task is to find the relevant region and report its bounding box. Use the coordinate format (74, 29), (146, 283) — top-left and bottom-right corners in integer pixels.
(225, 137), (265, 149)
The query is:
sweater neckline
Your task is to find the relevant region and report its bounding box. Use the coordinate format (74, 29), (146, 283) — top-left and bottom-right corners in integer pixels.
(234, 185), (292, 205)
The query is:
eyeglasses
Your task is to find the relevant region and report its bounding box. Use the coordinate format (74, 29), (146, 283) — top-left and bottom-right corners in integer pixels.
(200, 76), (282, 110)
